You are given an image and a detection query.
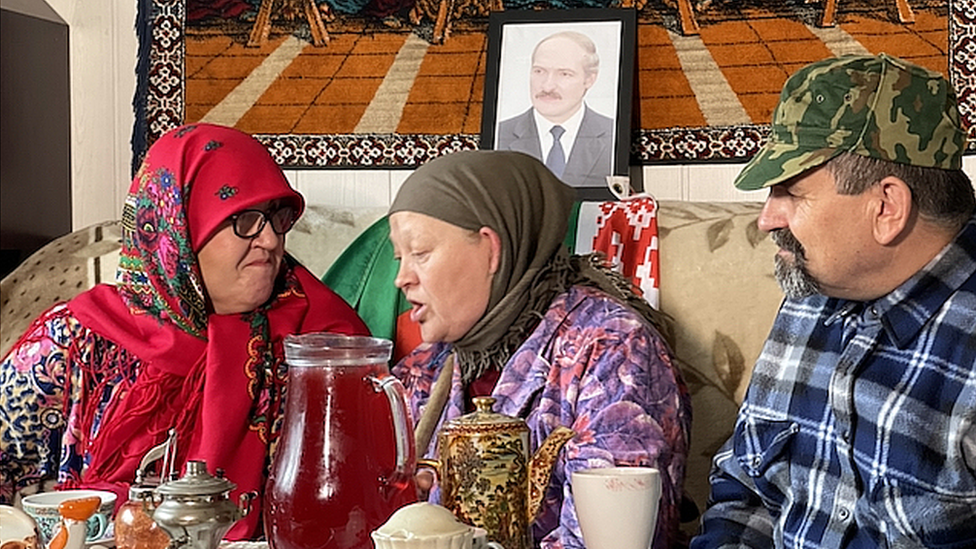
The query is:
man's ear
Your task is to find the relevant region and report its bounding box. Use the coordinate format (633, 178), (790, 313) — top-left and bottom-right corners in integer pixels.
(584, 71), (598, 90)
(872, 176), (913, 246)
(480, 226), (502, 274)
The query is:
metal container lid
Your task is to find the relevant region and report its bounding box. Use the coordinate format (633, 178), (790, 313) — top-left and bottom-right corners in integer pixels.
(442, 397), (527, 434)
(128, 482), (157, 500)
(155, 461), (236, 497)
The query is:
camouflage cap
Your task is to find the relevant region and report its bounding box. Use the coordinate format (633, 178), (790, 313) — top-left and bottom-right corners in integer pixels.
(734, 53), (967, 191)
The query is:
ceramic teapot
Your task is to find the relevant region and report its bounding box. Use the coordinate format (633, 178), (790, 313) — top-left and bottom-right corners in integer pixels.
(146, 461), (252, 549)
(419, 397), (575, 549)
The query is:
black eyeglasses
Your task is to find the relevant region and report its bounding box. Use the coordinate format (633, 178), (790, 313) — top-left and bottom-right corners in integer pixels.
(229, 206), (297, 239)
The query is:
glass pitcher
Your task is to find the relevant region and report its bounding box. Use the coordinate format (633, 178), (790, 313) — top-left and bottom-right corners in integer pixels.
(264, 333), (417, 549)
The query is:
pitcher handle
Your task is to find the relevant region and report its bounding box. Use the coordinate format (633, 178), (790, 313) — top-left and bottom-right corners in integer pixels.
(369, 375), (416, 483)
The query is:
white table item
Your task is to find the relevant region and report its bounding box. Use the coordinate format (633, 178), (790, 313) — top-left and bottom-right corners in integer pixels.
(571, 467), (661, 549)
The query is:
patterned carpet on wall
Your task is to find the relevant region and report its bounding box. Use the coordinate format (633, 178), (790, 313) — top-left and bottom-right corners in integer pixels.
(134, 0), (974, 167)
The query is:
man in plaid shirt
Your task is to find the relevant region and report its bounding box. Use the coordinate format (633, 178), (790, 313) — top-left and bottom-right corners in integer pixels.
(692, 54), (976, 547)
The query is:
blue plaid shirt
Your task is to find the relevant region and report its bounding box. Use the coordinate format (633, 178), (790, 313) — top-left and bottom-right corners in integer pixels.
(693, 214), (976, 548)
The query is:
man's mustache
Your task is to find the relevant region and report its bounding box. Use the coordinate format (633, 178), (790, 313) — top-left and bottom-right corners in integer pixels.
(771, 228), (805, 260)
(535, 91), (562, 100)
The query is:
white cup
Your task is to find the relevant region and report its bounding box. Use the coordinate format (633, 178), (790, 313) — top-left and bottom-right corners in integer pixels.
(1, 505), (39, 549)
(571, 467), (661, 549)
(20, 490), (116, 545)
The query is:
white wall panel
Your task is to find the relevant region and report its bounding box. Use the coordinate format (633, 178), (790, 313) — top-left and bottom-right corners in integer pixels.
(684, 164), (759, 202)
(292, 169), (392, 208)
(57, 0), (109, 226)
(389, 170), (412, 202)
(636, 165), (685, 201)
(112, 0), (137, 214)
(46, 0), (135, 230)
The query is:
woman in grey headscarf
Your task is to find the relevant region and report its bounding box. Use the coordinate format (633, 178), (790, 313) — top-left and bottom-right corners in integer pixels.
(388, 150), (691, 549)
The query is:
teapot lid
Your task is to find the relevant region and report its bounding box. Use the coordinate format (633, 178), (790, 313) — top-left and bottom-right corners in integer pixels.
(444, 397), (527, 434)
(128, 470), (158, 499)
(155, 460), (236, 497)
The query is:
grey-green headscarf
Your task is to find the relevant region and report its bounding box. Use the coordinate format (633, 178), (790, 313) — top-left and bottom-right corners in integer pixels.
(390, 150), (671, 383)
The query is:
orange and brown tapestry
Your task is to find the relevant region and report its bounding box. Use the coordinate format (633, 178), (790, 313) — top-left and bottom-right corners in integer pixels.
(134, 0), (974, 167)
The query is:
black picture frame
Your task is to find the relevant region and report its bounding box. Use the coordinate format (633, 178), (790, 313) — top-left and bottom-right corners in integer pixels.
(480, 8), (636, 196)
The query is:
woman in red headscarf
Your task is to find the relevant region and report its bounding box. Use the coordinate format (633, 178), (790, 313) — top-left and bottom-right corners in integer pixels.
(0, 123), (369, 539)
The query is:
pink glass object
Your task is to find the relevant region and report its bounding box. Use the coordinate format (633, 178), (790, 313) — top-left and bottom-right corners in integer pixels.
(265, 334), (417, 549)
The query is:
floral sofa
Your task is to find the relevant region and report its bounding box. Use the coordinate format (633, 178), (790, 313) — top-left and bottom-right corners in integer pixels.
(0, 200), (783, 531)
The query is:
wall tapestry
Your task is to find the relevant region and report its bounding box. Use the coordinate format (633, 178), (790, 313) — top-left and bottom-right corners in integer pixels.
(133, 0), (974, 169)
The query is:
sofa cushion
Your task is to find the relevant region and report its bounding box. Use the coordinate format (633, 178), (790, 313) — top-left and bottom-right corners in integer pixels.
(657, 200), (781, 520)
(0, 221), (120, 357)
(286, 205), (389, 279)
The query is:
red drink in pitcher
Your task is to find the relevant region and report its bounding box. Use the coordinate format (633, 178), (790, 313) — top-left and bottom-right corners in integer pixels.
(265, 334), (416, 549)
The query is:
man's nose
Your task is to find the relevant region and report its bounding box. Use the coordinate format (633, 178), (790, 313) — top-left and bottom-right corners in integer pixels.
(757, 191), (787, 233)
(541, 73), (558, 90)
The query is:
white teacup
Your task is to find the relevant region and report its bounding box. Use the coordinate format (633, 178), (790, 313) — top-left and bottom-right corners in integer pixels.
(1, 505), (39, 549)
(371, 502), (503, 549)
(20, 490), (116, 545)
(572, 467), (662, 549)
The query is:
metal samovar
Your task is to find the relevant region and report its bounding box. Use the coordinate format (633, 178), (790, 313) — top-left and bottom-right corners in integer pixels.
(147, 461), (252, 549)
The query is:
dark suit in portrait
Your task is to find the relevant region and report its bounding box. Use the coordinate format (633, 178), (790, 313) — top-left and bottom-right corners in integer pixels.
(495, 106), (614, 188)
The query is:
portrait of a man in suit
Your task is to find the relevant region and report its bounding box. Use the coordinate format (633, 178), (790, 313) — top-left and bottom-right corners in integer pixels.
(495, 31), (614, 188)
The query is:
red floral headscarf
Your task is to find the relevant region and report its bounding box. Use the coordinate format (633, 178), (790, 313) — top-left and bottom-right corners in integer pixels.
(118, 123), (304, 337)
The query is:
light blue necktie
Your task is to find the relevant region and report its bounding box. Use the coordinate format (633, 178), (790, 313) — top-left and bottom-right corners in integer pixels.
(546, 125), (566, 178)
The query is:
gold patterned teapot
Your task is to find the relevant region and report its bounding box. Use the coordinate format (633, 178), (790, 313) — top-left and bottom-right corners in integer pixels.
(419, 397), (575, 549)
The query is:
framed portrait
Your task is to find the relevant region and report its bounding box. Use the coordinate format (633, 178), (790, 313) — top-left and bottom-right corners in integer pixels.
(480, 9), (636, 197)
